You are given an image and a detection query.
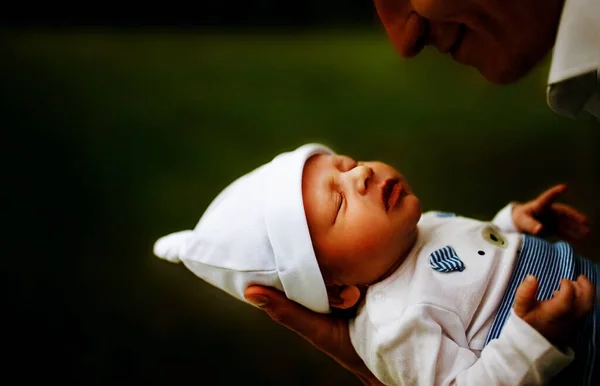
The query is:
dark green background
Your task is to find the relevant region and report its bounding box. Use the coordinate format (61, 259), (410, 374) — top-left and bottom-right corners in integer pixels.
(3, 29), (598, 385)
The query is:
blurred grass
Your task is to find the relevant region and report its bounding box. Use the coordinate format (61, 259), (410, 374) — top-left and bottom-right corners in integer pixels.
(2, 29), (598, 385)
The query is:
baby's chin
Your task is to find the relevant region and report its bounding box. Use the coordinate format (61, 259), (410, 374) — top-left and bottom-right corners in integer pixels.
(414, 196), (423, 219)
(402, 193), (423, 224)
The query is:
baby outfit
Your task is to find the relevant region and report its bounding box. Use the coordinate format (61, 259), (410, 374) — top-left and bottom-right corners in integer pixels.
(349, 207), (598, 385)
(153, 143), (598, 385)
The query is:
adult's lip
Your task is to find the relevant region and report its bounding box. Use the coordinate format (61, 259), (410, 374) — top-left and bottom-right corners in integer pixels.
(448, 24), (466, 55)
(382, 178), (402, 212)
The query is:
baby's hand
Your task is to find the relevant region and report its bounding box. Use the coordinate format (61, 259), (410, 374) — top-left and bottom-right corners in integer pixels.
(513, 274), (595, 347)
(511, 184), (590, 242)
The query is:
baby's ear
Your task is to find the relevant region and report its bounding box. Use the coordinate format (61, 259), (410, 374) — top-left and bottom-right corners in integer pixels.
(326, 285), (361, 310)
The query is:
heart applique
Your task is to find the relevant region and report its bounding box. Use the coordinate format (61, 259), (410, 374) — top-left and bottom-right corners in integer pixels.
(429, 245), (465, 273)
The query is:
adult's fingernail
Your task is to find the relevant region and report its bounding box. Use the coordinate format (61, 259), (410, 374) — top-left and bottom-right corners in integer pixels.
(247, 296), (269, 308)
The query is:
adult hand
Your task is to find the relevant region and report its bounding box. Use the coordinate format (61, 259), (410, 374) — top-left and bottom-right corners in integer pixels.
(512, 184), (590, 242)
(244, 285), (384, 386)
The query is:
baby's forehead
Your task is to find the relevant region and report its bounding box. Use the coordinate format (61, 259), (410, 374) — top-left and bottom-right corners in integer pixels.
(302, 153), (355, 189)
(314, 153), (355, 166)
(305, 153), (338, 174)
(302, 154), (332, 187)
(304, 152), (371, 176)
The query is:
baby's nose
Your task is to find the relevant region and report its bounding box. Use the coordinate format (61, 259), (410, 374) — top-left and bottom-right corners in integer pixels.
(348, 165), (373, 194)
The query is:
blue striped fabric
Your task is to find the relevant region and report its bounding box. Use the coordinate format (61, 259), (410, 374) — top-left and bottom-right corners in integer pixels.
(484, 235), (598, 385)
(435, 212), (456, 218)
(429, 246), (465, 273)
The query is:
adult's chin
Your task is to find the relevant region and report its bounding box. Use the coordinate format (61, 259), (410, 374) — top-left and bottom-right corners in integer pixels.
(476, 49), (550, 85)
(478, 65), (532, 85)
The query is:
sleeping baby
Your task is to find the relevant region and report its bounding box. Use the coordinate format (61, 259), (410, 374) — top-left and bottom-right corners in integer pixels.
(154, 143), (597, 385)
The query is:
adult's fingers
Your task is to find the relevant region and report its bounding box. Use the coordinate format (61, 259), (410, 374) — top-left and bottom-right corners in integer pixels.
(244, 285), (337, 348)
(244, 286), (380, 384)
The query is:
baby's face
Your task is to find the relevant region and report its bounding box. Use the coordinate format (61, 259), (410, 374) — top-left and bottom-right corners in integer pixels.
(302, 154), (422, 287)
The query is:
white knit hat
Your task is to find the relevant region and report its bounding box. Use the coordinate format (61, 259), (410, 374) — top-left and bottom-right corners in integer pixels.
(153, 143), (334, 313)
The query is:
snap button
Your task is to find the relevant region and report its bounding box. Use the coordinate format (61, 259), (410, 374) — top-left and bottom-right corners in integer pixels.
(372, 291), (385, 303)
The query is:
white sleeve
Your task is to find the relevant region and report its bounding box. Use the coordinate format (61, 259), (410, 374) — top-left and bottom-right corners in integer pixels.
(370, 304), (573, 386)
(491, 203), (519, 234)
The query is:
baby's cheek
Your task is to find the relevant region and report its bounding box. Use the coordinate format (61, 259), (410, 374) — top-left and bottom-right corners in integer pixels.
(342, 226), (391, 255)
(317, 228), (378, 259)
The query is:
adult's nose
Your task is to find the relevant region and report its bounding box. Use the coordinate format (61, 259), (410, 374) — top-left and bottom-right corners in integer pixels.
(374, 0), (429, 58)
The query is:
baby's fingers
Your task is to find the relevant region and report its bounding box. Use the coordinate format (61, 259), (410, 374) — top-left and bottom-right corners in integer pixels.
(530, 184), (567, 216)
(546, 279), (576, 318)
(553, 204), (591, 240)
(513, 275), (539, 317)
(572, 275), (595, 318)
(552, 203), (589, 226)
(516, 215), (544, 236)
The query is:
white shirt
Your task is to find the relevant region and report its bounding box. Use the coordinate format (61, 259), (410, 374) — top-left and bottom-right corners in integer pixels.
(349, 206), (573, 386)
(547, 0), (600, 119)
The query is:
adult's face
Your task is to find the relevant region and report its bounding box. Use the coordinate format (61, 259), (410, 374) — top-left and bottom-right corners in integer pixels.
(374, 0), (565, 84)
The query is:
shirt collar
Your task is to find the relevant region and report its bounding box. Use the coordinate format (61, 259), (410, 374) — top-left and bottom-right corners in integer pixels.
(548, 0), (600, 85)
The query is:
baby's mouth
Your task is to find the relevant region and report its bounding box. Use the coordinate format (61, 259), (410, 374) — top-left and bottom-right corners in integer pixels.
(382, 178), (402, 212)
